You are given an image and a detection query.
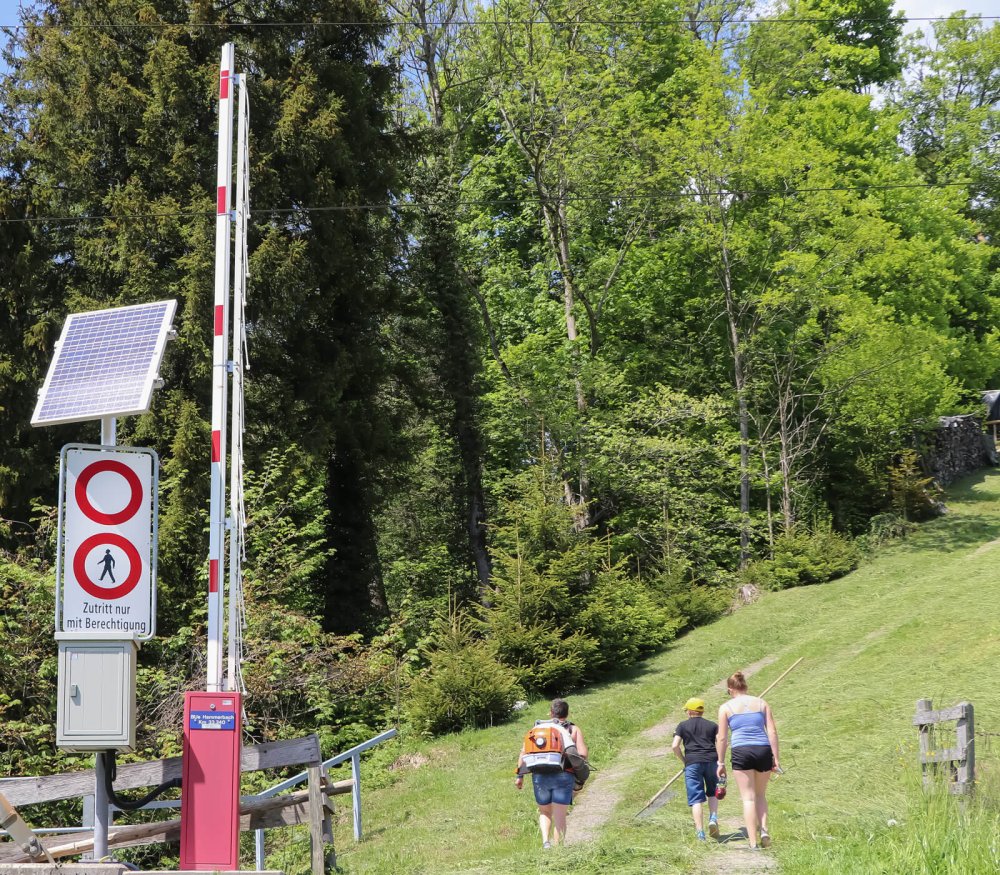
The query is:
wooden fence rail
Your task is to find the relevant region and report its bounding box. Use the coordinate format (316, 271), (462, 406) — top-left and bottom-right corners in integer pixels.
(913, 698), (975, 795)
(0, 735), (337, 873)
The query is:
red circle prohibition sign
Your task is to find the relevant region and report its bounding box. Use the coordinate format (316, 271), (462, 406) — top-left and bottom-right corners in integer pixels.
(73, 533), (143, 600)
(75, 459), (144, 525)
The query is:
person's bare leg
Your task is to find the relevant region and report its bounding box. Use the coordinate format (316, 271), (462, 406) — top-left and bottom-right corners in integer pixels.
(691, 800), (704, 832)
(754, 771), (770, 844)
(733, 769), (758, 847)
(538, 804), (553, 846)
(551, 803), (569, 844)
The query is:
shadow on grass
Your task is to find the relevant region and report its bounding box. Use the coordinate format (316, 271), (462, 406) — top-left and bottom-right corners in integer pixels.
(912, 516), (1000, 554)
(575, 658), (662, 696)
(940, 467), (999, 501)
(889, 468), (1000, 555)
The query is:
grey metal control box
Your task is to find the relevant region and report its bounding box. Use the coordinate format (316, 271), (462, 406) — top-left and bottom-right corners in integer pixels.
(56, 633), (138, 751)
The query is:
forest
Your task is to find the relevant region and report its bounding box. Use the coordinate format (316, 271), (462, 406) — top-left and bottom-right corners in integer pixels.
(0, 0), (998, 783)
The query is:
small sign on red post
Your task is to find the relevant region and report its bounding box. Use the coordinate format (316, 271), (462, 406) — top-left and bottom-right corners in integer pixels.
(180, 691), (242, 870)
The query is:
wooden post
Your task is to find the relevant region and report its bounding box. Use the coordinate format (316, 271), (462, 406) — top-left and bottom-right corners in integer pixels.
(307, 764), (328, 875)
(916, 698), (935, 787)
(914, 699), (975, 795)
(322, 767), (336, 872)
(956, 702), (974, 794)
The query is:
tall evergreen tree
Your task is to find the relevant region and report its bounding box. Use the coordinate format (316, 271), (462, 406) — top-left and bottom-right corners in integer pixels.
(0, 0), (404, 634)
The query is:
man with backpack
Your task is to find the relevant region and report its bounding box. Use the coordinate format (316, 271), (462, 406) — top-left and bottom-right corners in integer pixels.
(514, 698), (589, 849)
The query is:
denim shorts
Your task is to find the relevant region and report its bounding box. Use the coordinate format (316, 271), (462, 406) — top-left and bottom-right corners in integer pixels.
(683, 761), (718, 806)
(531, 770), (575, 806)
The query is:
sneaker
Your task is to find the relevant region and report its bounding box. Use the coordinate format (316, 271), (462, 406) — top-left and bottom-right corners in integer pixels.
(542, 841), (552, 849)
(760, 830), (771, 848)
(696, 830), (706, 841)
(708, 817), (720, 839)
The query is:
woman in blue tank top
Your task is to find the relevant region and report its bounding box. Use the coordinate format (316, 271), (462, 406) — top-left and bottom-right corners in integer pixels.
(715, 671), (780, 851)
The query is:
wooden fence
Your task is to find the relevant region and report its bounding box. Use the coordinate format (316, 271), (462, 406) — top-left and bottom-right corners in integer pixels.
(913, 698), (975, 794)
(0, 735), (346, 873)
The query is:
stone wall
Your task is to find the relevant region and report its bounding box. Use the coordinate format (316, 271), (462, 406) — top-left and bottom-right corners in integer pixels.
(923, 414), (998, 486)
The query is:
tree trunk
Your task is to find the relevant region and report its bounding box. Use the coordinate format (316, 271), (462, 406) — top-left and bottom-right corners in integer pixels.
(720, 242), (752, 567)
(539, 182), (591, 529)
(323, 440), (388, 635)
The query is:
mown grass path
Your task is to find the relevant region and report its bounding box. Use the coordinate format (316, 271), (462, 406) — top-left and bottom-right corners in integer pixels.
(324, 470), (1000, 874)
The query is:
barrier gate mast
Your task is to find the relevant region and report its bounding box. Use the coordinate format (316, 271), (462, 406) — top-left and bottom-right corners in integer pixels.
(180, 41), (250, 871)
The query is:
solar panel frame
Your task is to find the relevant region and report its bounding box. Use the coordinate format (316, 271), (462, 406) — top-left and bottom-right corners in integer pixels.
(32, 300), (178, 427)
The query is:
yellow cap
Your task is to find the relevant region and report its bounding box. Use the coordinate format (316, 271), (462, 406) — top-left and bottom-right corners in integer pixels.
(684, 698), (705, 713)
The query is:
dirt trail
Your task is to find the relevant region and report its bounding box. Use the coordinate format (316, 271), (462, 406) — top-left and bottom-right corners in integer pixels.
(699, 819), (780, 873)
(565, 656), (780, 872)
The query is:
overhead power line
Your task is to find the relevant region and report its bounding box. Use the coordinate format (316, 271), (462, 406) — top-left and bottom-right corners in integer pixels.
(0, 180), (977, 225)
(0, 14), (996, 31)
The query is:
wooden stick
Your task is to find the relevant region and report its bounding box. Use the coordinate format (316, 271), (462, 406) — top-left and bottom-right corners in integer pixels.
(758, 656), (804, 699)
(634, 656), (804, 817)
(636, 766), (685, 815)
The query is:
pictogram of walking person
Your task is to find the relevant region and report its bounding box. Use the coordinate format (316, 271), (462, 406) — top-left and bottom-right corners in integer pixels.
(97, 548), (116, 583)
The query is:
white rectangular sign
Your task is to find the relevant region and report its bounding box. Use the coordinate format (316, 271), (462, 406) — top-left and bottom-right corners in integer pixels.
(58, 446), (157, 638)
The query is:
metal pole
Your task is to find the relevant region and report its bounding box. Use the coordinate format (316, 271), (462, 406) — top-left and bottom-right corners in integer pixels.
(227, 70), (248, 693)
(93, 752), (110, 860)
(100, 416), (116, 447)
(351, 753), (362, 841)
(255, 826), (265, 870)
(92, 418), (117, 858)
(208, 42), (235, 692)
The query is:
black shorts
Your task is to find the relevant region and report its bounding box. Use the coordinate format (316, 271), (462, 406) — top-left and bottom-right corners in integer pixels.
(731, 745), (773, 772)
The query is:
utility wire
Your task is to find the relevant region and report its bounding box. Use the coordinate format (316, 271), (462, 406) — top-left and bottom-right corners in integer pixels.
(0, 14), (995, 30)
(0, 180), (978, 225)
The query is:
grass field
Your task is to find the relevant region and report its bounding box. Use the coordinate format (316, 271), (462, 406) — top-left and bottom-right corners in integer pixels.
(273, 469), (1000, 874)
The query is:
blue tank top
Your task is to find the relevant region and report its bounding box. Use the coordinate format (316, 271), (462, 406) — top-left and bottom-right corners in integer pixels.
(729, 709), (769, 748)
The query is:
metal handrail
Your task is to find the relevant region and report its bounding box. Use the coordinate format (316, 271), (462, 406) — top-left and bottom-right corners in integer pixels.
(254, 727), (398, 869)
(256, 727), (398, 799)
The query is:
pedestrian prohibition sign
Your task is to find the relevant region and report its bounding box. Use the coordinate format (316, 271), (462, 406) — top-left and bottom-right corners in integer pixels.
(58, 445), (158, 639)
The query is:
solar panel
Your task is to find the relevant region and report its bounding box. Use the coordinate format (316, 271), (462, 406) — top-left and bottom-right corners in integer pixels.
(32, 300), (178, 426)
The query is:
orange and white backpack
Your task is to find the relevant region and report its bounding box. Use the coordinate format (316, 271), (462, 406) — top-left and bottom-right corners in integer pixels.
(521, 720), (575, 774)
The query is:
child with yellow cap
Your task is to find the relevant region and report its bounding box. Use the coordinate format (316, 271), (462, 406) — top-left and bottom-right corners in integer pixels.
(671, 697), (720, 840)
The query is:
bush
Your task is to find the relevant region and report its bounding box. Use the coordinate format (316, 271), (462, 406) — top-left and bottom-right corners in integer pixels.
(408, 612), (522, 735)
(740, 527), (860, 591)
(864, 512), (916, 549)
(573, 568), (682, 671)
(889, 449), (944, 522)
(649, 569), (732, 631)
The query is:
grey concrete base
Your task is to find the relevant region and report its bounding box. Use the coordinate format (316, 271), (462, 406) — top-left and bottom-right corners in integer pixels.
(0, 868), (283, 875)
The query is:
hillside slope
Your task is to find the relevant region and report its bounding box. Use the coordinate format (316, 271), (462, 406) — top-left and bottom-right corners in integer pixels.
(317, 470), (1000, 875)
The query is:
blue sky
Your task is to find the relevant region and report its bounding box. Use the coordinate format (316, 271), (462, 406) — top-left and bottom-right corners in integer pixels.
(0, 0), (25, 30)
(0, 0), (994, 70)
(0, 0), (996, 30)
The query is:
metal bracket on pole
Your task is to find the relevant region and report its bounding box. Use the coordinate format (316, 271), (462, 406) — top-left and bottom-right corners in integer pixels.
(0, 792), (55, 864)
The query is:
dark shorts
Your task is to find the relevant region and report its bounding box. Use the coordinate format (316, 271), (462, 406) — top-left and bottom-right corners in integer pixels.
(531, 770), (575, 806)
(683, 761), (718, 806)
(731, 745), (773, 772)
